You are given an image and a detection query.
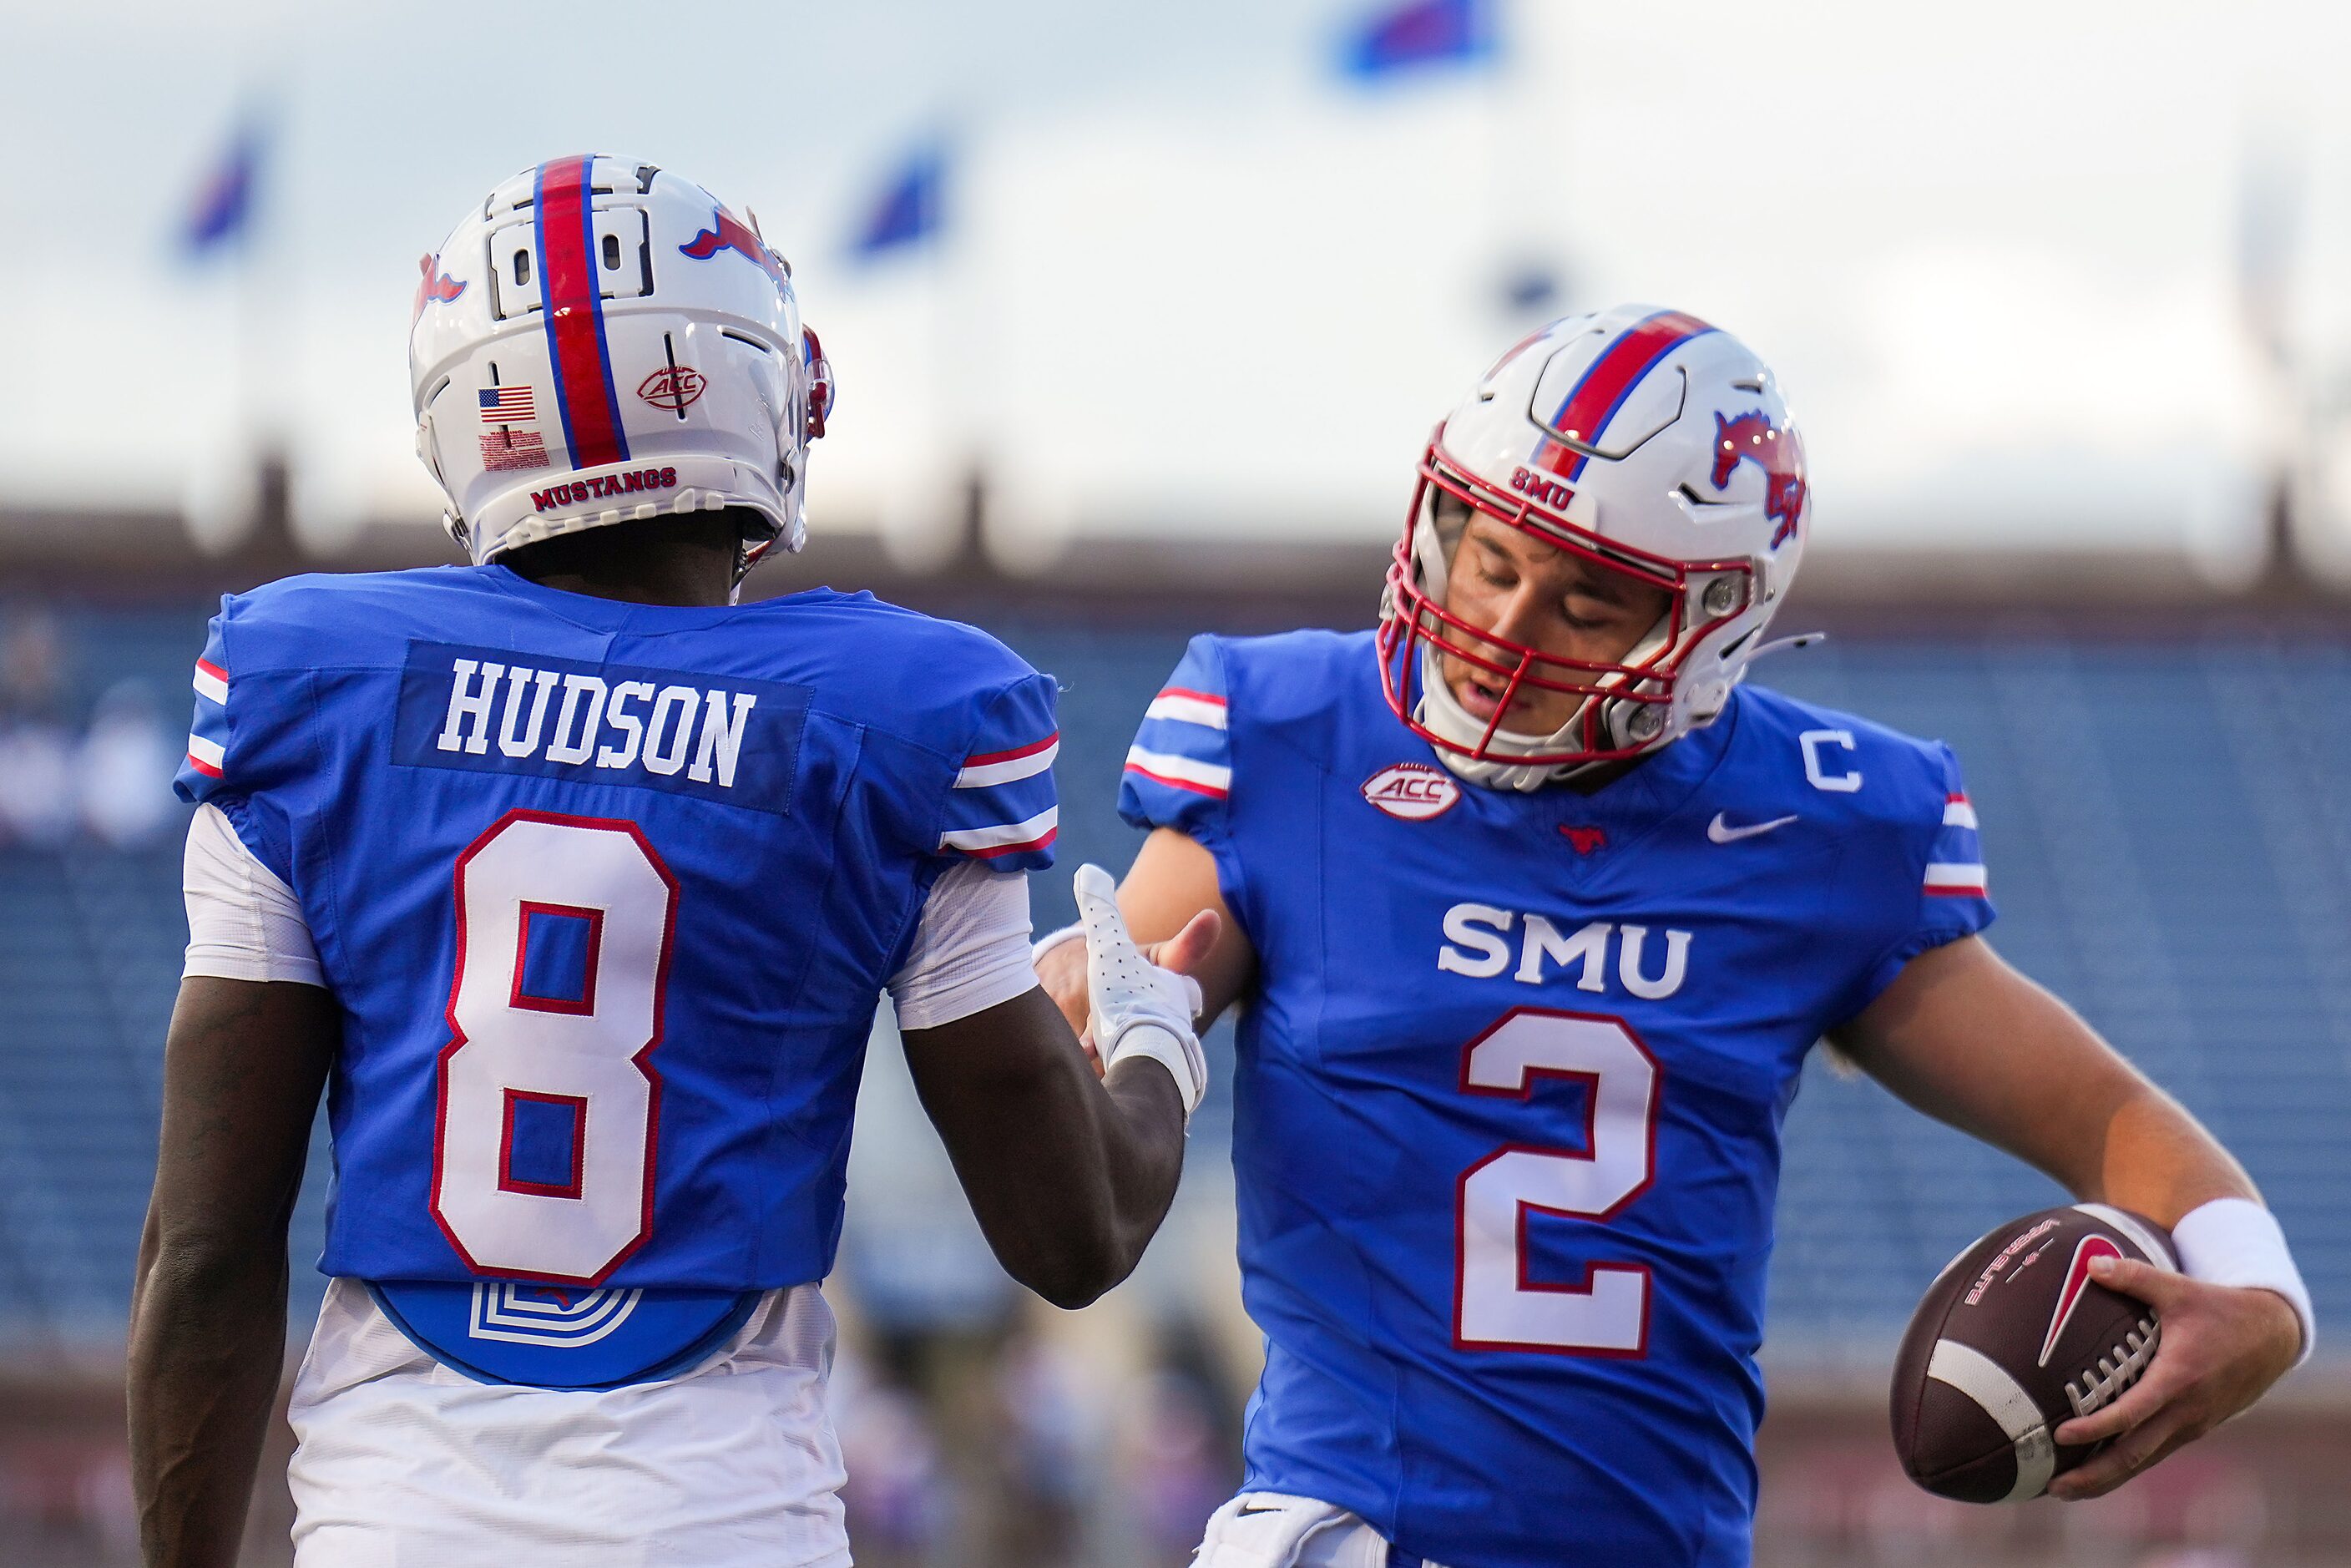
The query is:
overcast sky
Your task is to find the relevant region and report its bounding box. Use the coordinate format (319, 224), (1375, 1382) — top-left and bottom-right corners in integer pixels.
(3, 0), (2345, 574)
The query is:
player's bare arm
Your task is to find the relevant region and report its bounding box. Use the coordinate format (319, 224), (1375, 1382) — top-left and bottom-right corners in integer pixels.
(902, 985), (1189, 1308)
(1832, 934), (2303, 1498)
(129, 977), (335, 1568)
(910, 868), (1214, 1304)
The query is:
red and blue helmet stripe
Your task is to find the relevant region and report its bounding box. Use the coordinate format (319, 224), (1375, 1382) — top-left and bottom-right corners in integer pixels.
(533, 155), (631, 472)
(1529, 309), (1716, 480)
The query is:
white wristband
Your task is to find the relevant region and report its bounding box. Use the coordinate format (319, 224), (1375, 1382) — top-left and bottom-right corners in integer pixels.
(2172, 1198), (2314, 1367)
(1103, 1024), (1205, 1121)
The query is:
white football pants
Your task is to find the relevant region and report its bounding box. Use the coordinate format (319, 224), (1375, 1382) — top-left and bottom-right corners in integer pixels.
(1194, 1490), (1453, 1568)
(286, 1277), (850, 1567)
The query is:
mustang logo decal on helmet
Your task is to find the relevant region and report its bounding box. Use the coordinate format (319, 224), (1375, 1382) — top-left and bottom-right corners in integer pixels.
(679, 206), (788, 288)
(1710, 409), (1807, 549)
(413, 254), (466, 324)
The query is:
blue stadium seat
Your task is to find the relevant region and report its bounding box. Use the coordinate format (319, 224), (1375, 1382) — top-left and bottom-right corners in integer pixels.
(2, 607), (2343, 1365)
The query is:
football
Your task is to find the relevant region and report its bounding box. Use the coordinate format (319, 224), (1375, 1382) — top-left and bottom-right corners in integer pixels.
(1889, 1204), (2177, 1503)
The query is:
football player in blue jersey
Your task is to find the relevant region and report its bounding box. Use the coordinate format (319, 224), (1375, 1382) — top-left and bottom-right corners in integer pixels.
(1037, 306), (2314, 1568)
(125, 157), (1212, 1568)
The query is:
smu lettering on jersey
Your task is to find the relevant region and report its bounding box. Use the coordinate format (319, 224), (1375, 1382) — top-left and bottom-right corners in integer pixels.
(1119, 631), (1992, 1568)
(174, 565), (1055, 1384)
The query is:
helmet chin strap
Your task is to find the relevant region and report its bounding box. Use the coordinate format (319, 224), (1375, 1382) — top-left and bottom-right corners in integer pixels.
(1413, 613), (1675, 792)
(1405, 492), (1676, 790)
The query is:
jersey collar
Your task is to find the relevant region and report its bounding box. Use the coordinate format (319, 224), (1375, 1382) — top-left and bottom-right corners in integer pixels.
(480, 564), (851, 635)
(1533, 689), (1744, 848)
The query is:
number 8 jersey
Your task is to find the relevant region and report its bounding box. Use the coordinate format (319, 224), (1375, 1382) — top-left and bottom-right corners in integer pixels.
(175, 565), (1059, 1343)
(1120, 630), (1994, 1568)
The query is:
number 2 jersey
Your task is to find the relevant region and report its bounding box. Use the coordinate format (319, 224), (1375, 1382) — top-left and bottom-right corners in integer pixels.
(1120, 630), (1995, 1568)
(173, 564), (1059, 1373)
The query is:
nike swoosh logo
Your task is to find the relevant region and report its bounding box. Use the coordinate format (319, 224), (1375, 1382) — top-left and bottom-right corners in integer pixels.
(1706, 812), (1797, 844)
(2040, 1235), (2125, 1366)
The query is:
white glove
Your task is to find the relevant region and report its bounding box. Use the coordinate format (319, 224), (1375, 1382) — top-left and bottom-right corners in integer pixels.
(1072, 863), (1207, 1123)
(1192, 1492), (1363, 1568)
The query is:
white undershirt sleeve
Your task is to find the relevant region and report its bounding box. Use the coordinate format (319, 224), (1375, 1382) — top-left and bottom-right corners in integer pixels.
(183, 802), (325, 987)
(887, 859), (1040, 1031)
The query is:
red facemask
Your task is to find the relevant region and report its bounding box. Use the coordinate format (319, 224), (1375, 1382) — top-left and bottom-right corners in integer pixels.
(1377, 433), (1753, 771)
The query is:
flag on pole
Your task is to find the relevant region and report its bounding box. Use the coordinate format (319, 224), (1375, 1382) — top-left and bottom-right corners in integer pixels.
(1339, 0), (1497, 80)
(850, 140), (948, 260)
(1499, 263), (1563, 316)
(184, 114), (268, 256)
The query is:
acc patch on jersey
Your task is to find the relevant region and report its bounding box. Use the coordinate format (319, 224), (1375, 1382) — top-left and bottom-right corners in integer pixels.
(1362, 761), (1460, 821)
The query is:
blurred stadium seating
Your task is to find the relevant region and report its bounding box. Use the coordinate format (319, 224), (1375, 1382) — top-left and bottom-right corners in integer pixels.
(6, 608), (2349, 1349)
(2, 594), (2348, 1565)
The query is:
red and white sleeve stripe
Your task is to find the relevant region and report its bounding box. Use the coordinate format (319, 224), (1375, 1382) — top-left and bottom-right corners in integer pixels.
(185, 657), (230, 777)
(1123, 746), (1231, 800)
(938, 806), (1059, 860)
(192, 658), (229, 706)
(1923, 862), (1988, 898)
(1924, 793), (1985, 896)
(953, 732), (1059, 789)
(1142, 687), (1227, 730)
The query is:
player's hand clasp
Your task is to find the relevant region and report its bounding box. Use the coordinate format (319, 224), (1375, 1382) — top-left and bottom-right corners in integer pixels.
(1033, 868), (1219, 1082)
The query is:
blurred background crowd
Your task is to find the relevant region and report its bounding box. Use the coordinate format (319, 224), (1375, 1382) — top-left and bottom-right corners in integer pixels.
(5, 1), (2351, 1565)
(0, 609), (178, 852)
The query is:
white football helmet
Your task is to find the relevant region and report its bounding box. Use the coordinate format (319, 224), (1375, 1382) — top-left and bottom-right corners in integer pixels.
(408, 154), (834, 575)
(1378, 305), (1811, 790)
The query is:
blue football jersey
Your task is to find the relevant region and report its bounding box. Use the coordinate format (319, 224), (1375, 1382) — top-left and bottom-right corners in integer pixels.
(174, 565), (1059, 1343)
(1119, 630), (1993, 1568)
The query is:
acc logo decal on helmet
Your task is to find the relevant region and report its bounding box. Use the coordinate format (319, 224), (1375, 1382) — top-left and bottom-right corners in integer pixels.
(638, 366), (706, 413)
(1362, 763), (1461, 822)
